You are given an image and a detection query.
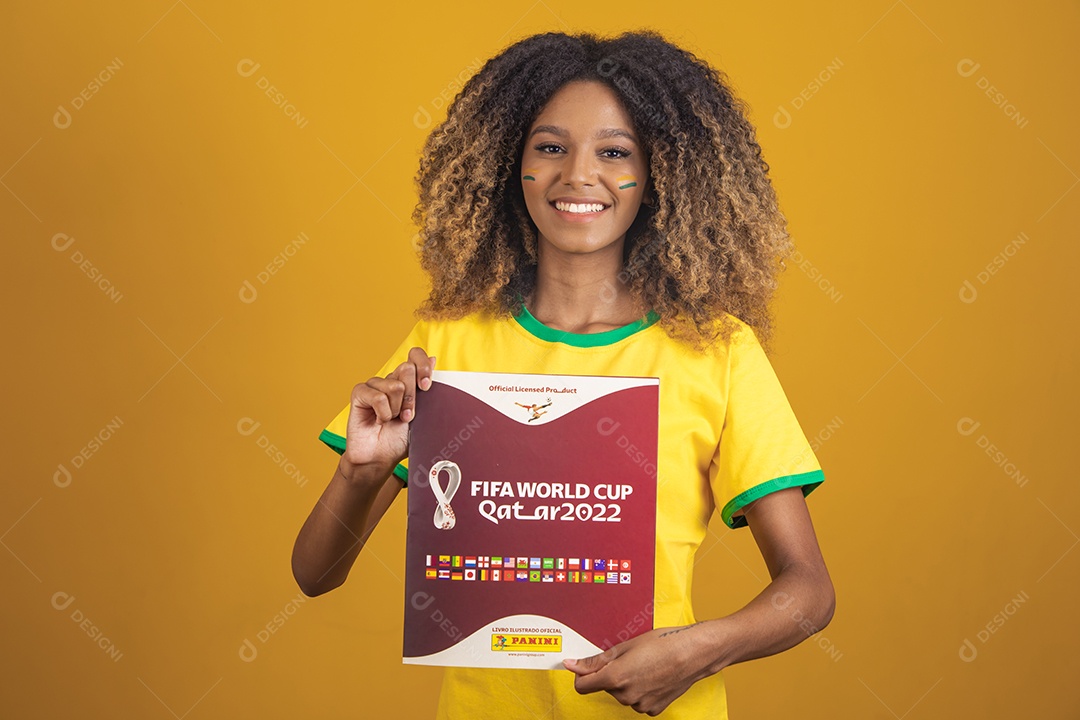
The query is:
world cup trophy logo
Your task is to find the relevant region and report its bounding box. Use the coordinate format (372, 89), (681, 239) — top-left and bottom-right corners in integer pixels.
(429, 460), (461, 530)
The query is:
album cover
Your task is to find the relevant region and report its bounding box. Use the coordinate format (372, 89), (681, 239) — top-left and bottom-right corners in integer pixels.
(402, 369), (659, 670)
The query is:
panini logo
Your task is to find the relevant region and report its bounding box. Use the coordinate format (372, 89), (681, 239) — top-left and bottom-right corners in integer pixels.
(491, 633), (562, 652)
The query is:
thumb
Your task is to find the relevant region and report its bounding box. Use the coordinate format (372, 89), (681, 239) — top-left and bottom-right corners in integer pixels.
(563, 648), (616, 676)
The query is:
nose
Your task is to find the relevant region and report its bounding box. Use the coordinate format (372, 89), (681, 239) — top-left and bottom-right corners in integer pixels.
(562, 147), (597, 188)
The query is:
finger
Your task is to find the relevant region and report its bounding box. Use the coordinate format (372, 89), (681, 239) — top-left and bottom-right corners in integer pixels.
(570, 664), (616, 695)
(365, 377), (407, 423)
(407, 346), (435, 391)
(353, 382), (395, 424)
(391, 360), (417, 423)
(563, 648), (615, 676)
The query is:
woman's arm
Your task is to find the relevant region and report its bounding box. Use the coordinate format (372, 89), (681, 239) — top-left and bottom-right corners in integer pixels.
(565, 486), (834, 715)
(291, 459), (403, 597)
(291, 348), (435, 597)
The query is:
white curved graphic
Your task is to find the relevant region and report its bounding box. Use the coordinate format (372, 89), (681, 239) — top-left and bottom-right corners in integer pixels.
(432, 370), (658, 426)
(403, 614), (603, 670)
(429, 461), (460, 530)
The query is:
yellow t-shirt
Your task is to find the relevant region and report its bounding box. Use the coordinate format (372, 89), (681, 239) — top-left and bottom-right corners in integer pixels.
(319, 303), (825, 719)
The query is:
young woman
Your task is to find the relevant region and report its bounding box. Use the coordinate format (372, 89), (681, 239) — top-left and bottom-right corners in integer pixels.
(293, 29), (834, 718)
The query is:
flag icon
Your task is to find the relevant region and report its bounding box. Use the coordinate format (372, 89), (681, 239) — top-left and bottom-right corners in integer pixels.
(439, 555), (451, 567)
(593, 573), (606, 583)
(492, 569), (501, 582)
(555, 571), (567, 583)
(541, 570), (554, 583)
(620, 572), (631, 584)
(569, 558), (581, 571)
(438, 569), (450, 579)
(464, 568), (477, 581)
(542, 558), (554, 570)
(478, 556), (490, 569)
(620, 559), (631, 571)
(593, 559), (607, 572)
(569, 571), (580, 583)
(556, 558), (566, 570)
(505, 570), (516, 582)
(529, 570), (541, 582)
(517, 557), (529, 569)
(582, 559), (592, 571)
(530, 558), (542, 570)
(607, 572), (619, 584)
(464, 556), (477, 568)
(425, 554), (432, 567)
(479, 569), (488, 581)
(425, 568), (437, 579)
(452, 555), (463, 568)
(582, 572), (593, 583)
(503, 557), (515, 569)
(452, 571), (464, 581)
(516, 570), (529, 582)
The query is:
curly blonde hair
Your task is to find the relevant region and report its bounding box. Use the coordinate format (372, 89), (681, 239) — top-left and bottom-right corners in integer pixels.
(411, 29), (794, 352)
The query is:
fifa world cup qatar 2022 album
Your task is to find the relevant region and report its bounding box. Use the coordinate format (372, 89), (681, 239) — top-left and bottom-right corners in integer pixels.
(402, 369), (659, 670)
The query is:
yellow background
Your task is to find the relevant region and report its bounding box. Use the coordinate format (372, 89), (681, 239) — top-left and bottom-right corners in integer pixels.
(4, 1), (1077, 717)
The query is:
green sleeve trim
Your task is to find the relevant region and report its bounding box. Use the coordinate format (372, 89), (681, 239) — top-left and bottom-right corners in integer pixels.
(318, 429), (409, 487)
(319, 428), (346, 455)
(721, 469), (825, 529)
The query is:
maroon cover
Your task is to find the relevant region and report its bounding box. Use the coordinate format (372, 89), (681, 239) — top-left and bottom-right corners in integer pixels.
(402, 370), (658, 669)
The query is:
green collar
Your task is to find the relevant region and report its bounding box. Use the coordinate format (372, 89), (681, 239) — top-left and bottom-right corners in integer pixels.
(513, 295), (660, 348)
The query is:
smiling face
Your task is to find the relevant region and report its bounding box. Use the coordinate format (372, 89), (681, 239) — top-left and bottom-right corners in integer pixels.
(520, 80), (651, 259)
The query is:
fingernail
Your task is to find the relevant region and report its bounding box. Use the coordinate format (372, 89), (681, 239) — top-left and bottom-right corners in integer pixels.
(401, 409), (412, 422)
(420, 377), (431, 391)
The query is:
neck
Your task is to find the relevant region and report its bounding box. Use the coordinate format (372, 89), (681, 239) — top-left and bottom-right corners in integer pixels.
(525, 238), (644, 333)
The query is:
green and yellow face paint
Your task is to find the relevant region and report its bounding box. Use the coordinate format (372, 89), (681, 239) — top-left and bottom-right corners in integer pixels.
(616, 174), (638, 190)
(522, 167), (540, 182)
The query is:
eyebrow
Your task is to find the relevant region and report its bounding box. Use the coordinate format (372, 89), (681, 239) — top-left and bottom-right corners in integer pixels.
(527, 124), (638, 144)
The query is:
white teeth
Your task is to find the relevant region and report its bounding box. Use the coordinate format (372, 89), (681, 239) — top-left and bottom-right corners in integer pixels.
(554, 201), (606, 214)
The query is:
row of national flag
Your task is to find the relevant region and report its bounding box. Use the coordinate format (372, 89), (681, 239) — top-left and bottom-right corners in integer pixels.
(425, 567), (632, 584)
(426, 555), (631, 572)
(423, 555), (633, 584)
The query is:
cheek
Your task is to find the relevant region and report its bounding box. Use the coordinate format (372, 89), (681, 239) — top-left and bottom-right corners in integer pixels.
(521, 167), (541, 183)
(614, 173), (640, 191)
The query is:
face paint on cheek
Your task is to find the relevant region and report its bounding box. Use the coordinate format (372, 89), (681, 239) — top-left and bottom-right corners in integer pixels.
(522, 168), (540, 182)
(616, 174), (638, 190)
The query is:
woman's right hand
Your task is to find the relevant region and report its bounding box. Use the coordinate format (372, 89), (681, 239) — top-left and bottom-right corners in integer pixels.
(342, 347), (436, 477)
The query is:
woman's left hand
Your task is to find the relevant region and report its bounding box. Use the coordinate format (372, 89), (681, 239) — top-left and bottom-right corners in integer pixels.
(563, 622), (723, 716)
